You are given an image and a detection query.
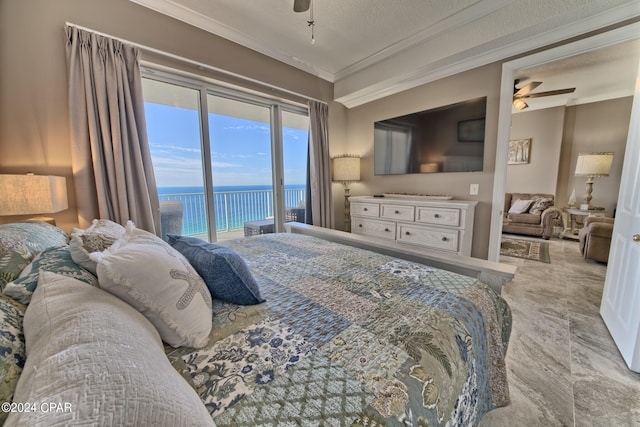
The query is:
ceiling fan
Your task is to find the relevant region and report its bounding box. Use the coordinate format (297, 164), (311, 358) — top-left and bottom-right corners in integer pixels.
(513, 79), (576, 110)
(293, 0), (311, 12)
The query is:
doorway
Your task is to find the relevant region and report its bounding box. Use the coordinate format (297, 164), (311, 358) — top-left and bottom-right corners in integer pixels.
(489, 22), (640, 261)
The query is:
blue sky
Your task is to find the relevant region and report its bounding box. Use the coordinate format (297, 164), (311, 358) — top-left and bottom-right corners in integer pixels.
(144, 103), (308, 188)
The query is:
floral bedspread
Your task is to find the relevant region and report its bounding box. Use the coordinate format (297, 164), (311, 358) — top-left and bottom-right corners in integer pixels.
(165, 233), (511, 426)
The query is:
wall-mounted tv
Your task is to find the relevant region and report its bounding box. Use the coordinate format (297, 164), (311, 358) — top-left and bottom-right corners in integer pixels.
(374, 97), (487, 175)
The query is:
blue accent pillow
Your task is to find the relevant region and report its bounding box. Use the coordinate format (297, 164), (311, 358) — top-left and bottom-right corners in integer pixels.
(167, 235), (265, 306)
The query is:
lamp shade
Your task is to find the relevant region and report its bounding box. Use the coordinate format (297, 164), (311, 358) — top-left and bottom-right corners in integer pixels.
(332, 155), (360, 182)
(575, 152), (613, 177)
(0, 174), (68, 216)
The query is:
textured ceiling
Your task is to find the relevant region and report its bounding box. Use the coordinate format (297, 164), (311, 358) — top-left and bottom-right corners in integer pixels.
(513, 38), (640, 112)
(132, 0), (487, 77)
(130, 0), (640, 107)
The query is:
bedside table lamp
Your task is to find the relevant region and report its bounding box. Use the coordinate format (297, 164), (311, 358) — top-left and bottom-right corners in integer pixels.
(574, 152), (613, 210)
(0, 174), (68, 225)
(332, 155), (360, 232)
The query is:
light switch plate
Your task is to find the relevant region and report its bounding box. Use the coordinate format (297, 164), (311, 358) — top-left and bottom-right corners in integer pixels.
(470, 184), (479, 195)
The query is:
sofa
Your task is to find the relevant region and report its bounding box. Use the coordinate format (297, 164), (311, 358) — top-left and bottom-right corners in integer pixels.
(502, 193), (562, 240)
(579, 216), (614, 263)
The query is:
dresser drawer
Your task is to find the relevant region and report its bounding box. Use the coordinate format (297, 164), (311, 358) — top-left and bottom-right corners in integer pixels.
(352, 218), (396, 240)
(380, 204), (414, 221)
(416, 207), (460, 227)
(351, 202), (380, 218)
(397, 223), (459, 252)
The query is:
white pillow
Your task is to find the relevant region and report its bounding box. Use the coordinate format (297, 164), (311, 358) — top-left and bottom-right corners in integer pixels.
(69, 219), (126, 274)
(6, 272), (215, 427)
(508, 198), (533, 214)
(90, 222), (212, 348)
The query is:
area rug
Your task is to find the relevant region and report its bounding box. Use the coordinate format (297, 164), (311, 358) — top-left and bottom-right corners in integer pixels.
(500, 237), (551, 263)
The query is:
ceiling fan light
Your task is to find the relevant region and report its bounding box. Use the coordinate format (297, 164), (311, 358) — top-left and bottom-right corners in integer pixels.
(513, 98), (528, 110)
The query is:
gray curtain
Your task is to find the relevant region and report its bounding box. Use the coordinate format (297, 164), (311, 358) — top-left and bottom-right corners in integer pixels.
(306, 101), (333, 228)
(65, 26), (160, 234)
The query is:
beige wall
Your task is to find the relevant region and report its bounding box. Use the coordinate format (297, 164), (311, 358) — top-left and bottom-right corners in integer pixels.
(507, 106), (565, 195)
(0, 0), (338, 232)
(1, 0), (633, 259)
(343, 63), (502, 259)
(557, 97), (632, 214)
(505, 98), (631, 213)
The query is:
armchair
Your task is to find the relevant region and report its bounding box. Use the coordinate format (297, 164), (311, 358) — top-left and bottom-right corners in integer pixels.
(579, 216), (614, 263)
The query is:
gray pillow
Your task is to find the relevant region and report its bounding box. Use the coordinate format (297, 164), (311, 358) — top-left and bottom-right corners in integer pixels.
(6, 272), (215, 426)
(167, 235), (265, 306)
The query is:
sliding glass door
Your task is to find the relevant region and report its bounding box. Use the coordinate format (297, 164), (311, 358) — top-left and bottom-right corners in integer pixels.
(282, 110), (310, 222)
(142, 72), (308, 242)
(142, 79), (211, 239)
(207, 94), (274, 238)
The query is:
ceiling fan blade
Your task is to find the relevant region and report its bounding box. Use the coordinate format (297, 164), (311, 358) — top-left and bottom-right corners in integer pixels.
(514, 81), (542, 97)
(521, 88), (576, 99)
(293, 0), (310, 12)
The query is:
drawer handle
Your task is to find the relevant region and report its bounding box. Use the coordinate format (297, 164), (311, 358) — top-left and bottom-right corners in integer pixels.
(363, 208), (368, 211)
(395, 210), (400, 214)
(405, 231), (411, 236)
(442, 237), (448, 241)
(384, 228), (390, 232)
(358, 224), (363, 228)
(434, 213), (440, 218)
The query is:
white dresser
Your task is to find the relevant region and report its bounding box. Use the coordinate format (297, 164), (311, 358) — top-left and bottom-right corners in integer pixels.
(349, 196), (478, 256)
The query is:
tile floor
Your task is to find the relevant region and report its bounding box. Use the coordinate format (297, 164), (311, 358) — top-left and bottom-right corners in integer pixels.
(480, 235), (640, 427)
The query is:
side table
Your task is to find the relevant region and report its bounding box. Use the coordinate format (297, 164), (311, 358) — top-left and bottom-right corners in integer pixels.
(560, 207), (608, 240)
(243, 219), (275, 237)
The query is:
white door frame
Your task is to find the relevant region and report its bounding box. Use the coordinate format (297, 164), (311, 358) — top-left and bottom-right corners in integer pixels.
(488, 22), (640, 261)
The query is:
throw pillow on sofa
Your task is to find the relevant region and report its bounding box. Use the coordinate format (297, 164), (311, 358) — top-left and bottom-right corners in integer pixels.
(167, 234), (265, 306)
(508, 199), (533, 214)
(90, 222), (212, 348)
(0, 221), (68, 289)
(3, 246), (98, 304)
(529, 196), (554, 215)
(69, 218), (126, 274)
(5, 272), (215, 427)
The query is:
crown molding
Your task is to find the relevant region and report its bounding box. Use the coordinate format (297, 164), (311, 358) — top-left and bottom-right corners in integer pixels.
(129, 0), (336, 81)
(335, 4), (640, 108)
(130, 0), (639, 108)
(333, 0), (515, 81)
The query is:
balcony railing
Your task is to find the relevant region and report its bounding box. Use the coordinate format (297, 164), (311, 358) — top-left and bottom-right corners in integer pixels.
(159, 188), (306, 236)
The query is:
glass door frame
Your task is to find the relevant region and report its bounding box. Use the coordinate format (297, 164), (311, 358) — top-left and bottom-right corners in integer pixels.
(142, 66), (308, 242)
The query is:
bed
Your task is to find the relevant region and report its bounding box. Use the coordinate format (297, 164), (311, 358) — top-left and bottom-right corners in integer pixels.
(0, 221), (511, 426)
(166, 233), (511, 426)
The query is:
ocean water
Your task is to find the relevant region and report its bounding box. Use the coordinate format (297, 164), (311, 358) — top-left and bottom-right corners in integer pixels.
(158, 184), (299, 195)
(158, 184), (306, 235)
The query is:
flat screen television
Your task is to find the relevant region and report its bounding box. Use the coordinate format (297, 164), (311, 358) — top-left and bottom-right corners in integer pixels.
(374, 96), (486, 175)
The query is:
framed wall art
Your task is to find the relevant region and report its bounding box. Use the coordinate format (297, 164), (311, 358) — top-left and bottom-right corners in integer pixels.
(508, 138), (531, 164)
(457, 119), (485, 142)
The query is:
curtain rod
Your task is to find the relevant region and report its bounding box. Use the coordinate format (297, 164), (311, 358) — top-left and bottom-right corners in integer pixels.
(64, 22), (326, 105)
